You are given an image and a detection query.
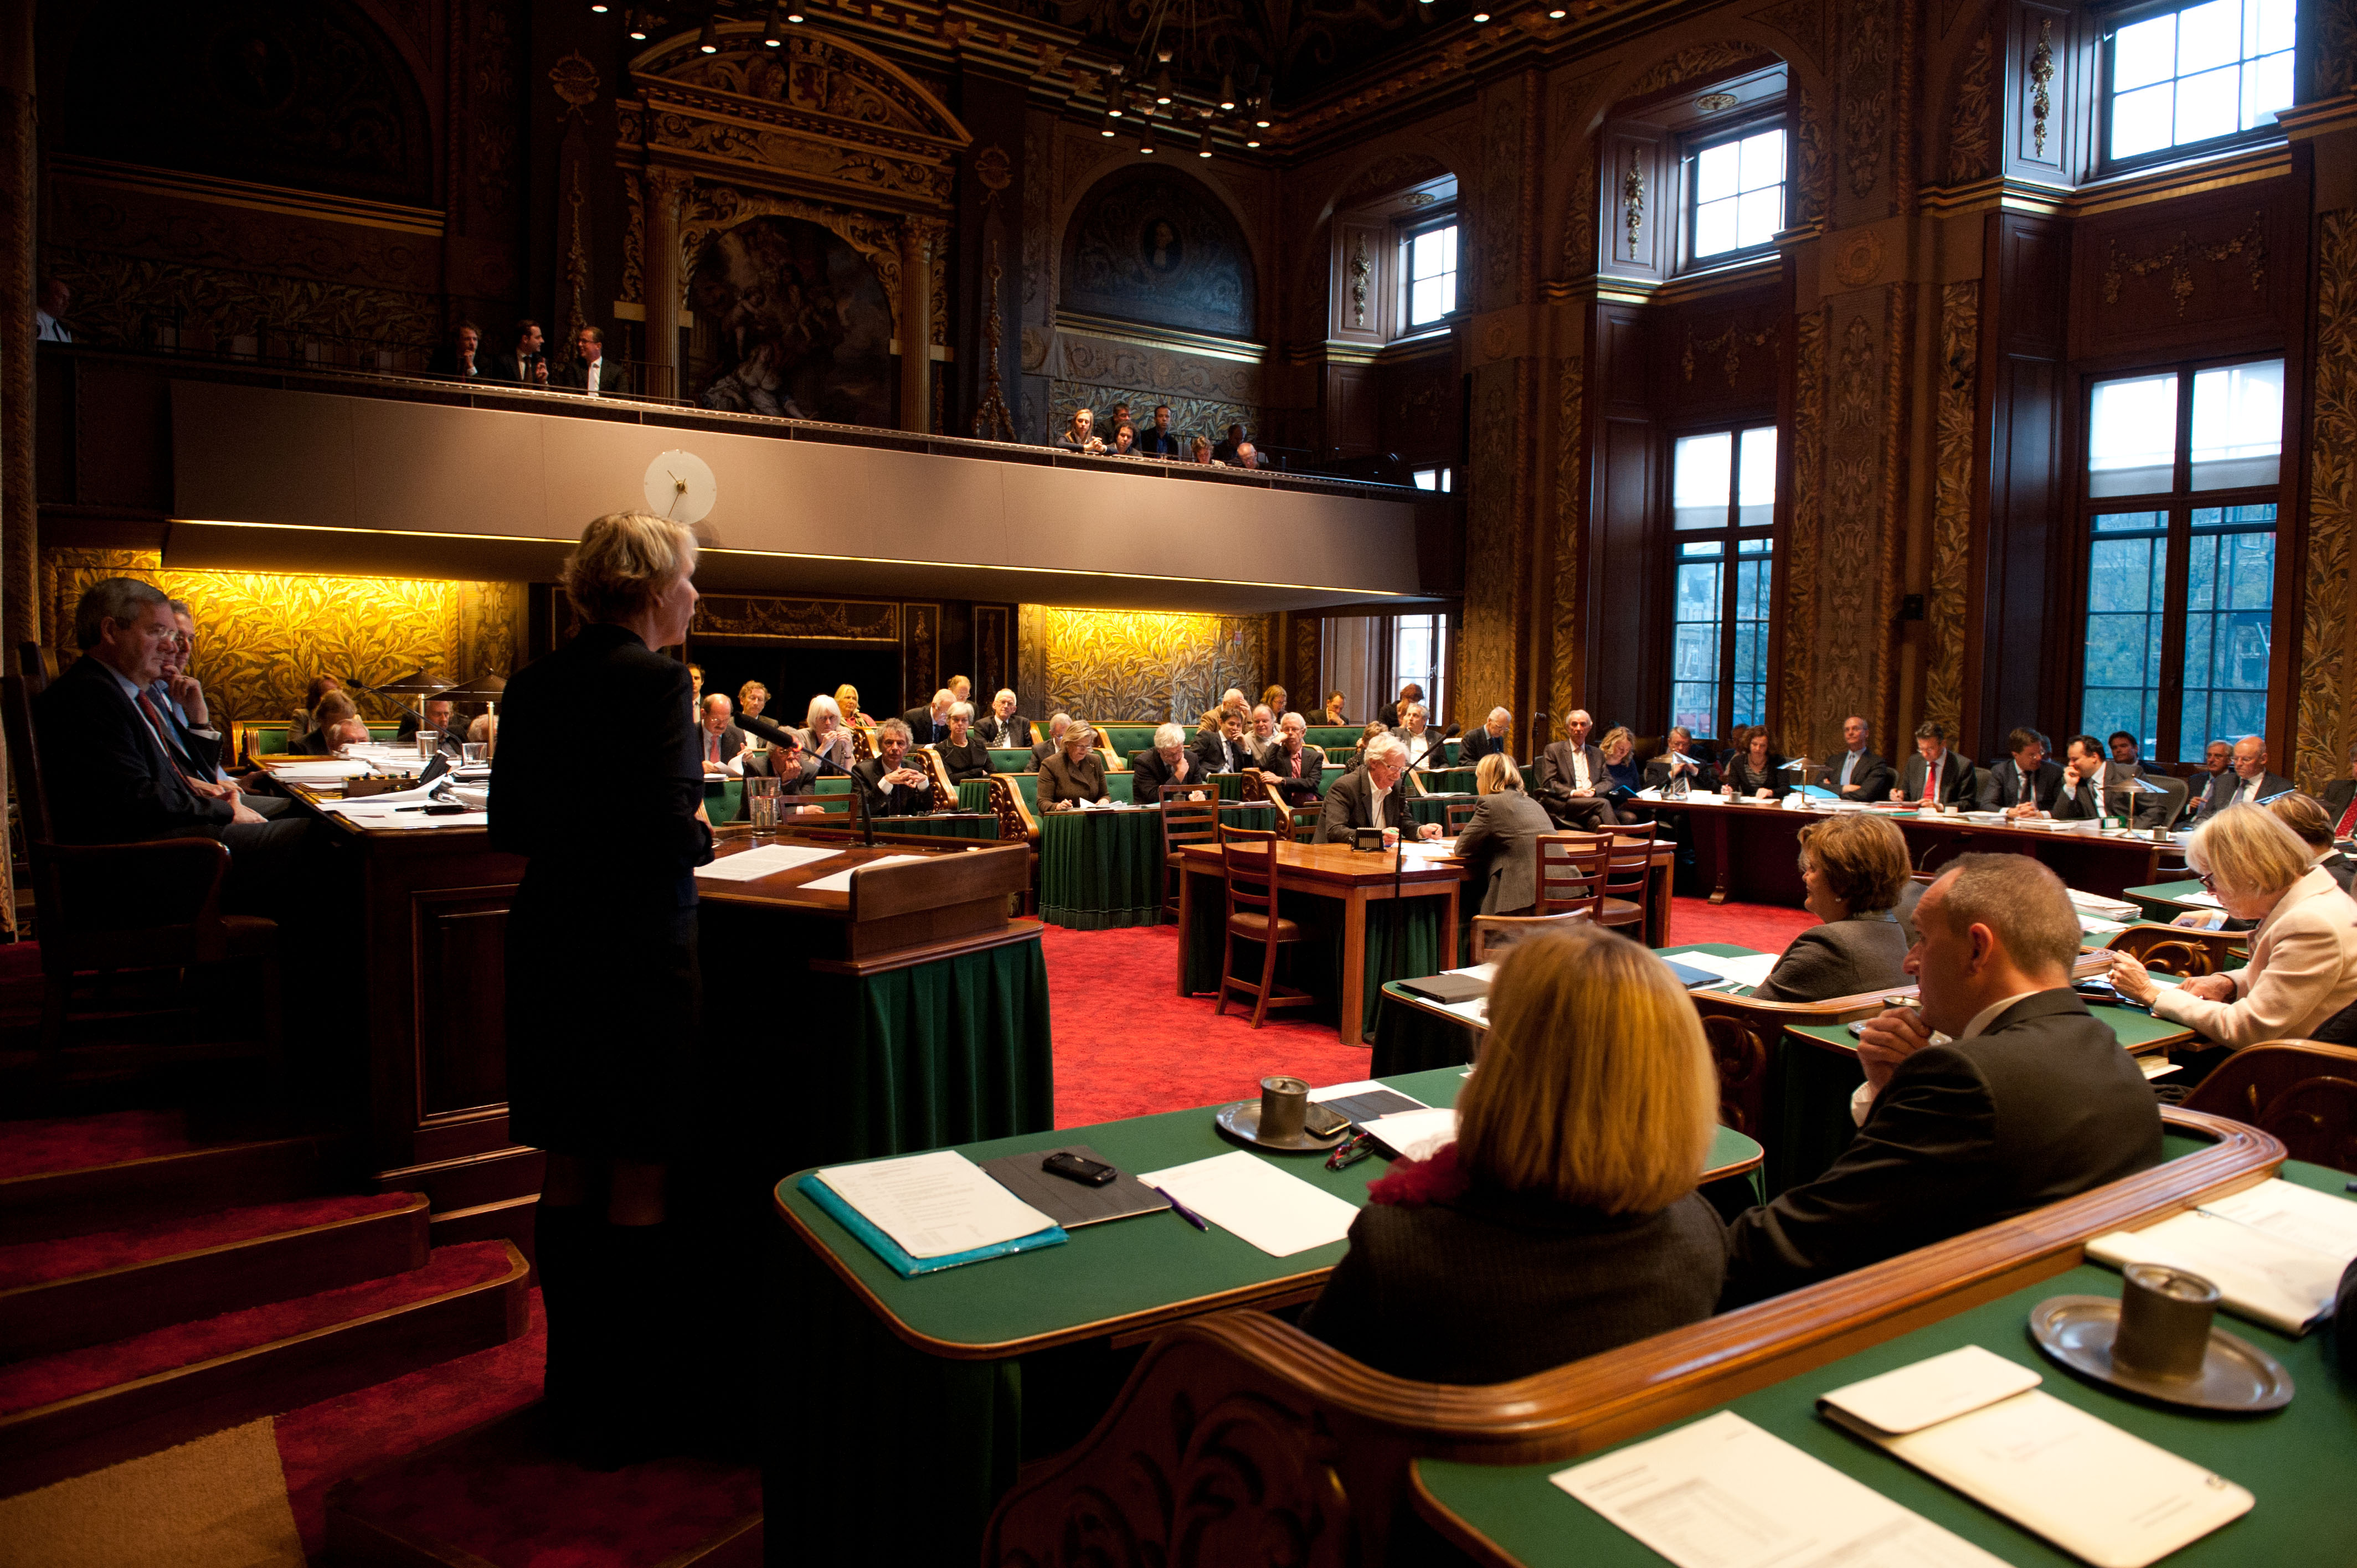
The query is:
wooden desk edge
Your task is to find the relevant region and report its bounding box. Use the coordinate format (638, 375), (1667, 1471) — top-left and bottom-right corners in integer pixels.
(805, 919), (1043, 977)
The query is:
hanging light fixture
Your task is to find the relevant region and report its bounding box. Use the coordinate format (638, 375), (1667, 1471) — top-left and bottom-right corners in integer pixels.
(625, 8), (650, 38)
(697, 13), (720, 51)
(589, 2), (610, 12)
(786, 8), (804, 20)
(1246, 133), (1262, 147)
(761, 5), (783, 45)
(1216, 74), (1237, 111)
(1101, 112), (1118, 136)
(1138, 121), (1157, 155)
(1195, 126), (1213, 158)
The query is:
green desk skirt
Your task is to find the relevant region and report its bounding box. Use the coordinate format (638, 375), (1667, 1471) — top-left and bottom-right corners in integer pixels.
(1038, 807), (1167, 929)
(873, 812), (998, 840)
(1179, 863), (1448, 1037)
(1409, 792), (1475, 828)
(1423, 766), (1476, 794)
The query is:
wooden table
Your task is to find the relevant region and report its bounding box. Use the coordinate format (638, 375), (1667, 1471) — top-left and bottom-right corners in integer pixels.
(1649, 798), (2173, 902)
(2126, 876), (2211, 922)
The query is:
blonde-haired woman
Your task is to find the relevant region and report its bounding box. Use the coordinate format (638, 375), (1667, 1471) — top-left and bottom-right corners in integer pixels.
(1452, 752), (1557, 916)
(801, 693), (855, 775)
(2107, 803), (2357, 1046)
(1301, 926), (1725, 1383)
(832, 683), (873, 728)
(492, 510), (710, 1464)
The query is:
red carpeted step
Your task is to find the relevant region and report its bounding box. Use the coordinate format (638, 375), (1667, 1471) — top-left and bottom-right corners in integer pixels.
(0, 1108), (192, 1180)
(327, 1405), (761, 1568)
(0, 1193), (429, 1363)
(0, 1133), (333, 1245)
(0, 1239), (528, 1498)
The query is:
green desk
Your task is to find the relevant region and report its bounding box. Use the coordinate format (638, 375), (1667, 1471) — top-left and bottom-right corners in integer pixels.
(2127, 878), (2211, 923)
(1423, 766), (1477, 794)
(769, 1066), (1766, 1566)
(1412, 1160), (2355, 1568)
(1037, 806), (1166, 930)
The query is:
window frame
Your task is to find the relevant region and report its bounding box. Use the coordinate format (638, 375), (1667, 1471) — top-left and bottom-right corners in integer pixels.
(2071, 350), (2287, 764)
(2094, 0), (2298, 179)
(1679, 114), (1788, 276)
(1397, 208), (1462, 333)
(1665, 421), (1779, 742)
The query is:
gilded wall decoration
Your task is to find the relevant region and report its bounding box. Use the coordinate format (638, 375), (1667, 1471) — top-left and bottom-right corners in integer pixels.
(2100, 215), (2267, 316)
(1479, 82), (1525, 308)
(1561, 140), (1599, 278)
(1818, 302), (1884, 735)
(1840, 0), (1891, 201)
(1794, 86), (1831, 229)
(2028, 20), (2056, 158)
(1021, 125), (1051, 326)
(1058, 166), (1256, 338)
(639, 30), (962, 143)
(1059, 334), (1261, 403)
(1337, 152), (1452, 210)
(644, 107), (955, 205)
(1833, 316), (1877, 430)
(1945, 32), (1996, 185)
(1622, 149), (1646, 261)
(688, 596), (899, 642)
(40, 550), (522, 729)
(469, 1), (524, 223)
(975, 606), (1011, 703)
(1682, 320), (1779, 387)
(1455, 363), (1522, 724)
(1349, 233), (1371, 328)
(1624, 42), (1772, 98)
(1549, 358), (1586, 728)
(1749, 0), (1827, 66)
(620, 171), (645, 311)
(1924, 281), (1980, 739)
(1039, 608), (1266, 722)
(2318, 0), (2357, 98)
(36, 250), (441, 361)
(2296, 210), (2357, 792)
(1781, 310), (1828, 750)
(903, 604), (940, 711)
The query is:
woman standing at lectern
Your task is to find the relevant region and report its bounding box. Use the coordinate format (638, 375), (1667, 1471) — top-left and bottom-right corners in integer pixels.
(492, 511), (712, 1464)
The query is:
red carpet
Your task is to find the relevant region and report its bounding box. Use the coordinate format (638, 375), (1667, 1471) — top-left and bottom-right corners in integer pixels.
(0, 1192), (416, 1290)
(0, 1108), (193, 1180)
(1043, 896), (1820, 1127)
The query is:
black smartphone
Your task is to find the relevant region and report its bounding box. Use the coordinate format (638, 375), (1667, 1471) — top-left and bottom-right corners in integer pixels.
(1303, 1103), (1350, 1138)
(1041, 1151), (1118, 1187)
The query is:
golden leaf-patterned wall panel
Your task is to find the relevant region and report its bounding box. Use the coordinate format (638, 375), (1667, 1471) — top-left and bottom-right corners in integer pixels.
(42, 550), (523, 729)
(1923, 281), (1979, 740)
(1039, 607), (1265, 723)
(2296, 209), (2357, 793)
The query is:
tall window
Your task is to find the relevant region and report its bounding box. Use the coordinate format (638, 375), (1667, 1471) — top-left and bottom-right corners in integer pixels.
(1404, 221), (1458, 329)
(1686, 123), (1785, 265)
(2079, 358), (2282, 761)
(2106, 0), (2295, 166)
(1670, 425), (1776, 739)
(1411, 467), (1453, 492)
(1393, 613), (1449, 726)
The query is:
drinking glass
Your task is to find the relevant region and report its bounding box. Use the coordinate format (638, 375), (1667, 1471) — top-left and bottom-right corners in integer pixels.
(415, 730), (439, 759)
(462, 743), (487, 765)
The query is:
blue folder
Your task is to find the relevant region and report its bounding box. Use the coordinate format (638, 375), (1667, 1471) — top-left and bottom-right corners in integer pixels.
(797, 1172), (1068, 1277)
(1801, 784), (1840, 800)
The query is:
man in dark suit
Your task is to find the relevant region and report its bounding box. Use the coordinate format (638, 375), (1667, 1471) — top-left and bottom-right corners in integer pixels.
(1135, 405), (1183, 458)
(901, 690), (954, 747)
(2198, 734), (2296, 816)
(851, 719), (934, 817)
(397, 695), (466, 750)
(480, 319), (549, 385)
(1027, 713), (1071, 771)
(2324, 741), (2357, 841)
(2181, 739), (2234, 821)
(2054, 734), (2127, 822)
(1192, 710), (1254, 776)
(1643, 727), (1720, 793)
(1892, 721), (1973, 806)
(975, 689), (1029, 748)
(1256, 712), (1327, 807)
(36, 579), (311, 912)
(553, 326), (630, 396)
(1459, 706), (1513, 767)
(694, 694), (748, 775)
(1533, 708), (1616, 828)
(1721, 853), (2163, 1305)
(1976, 726), (2063, 817)
(1131, 724), (1206, 805)
(1246, 705), (1282, 767)
(1818, 714), (1896, 800)
(1315, 736), (1442, 844)
(426, 322), (481, 379)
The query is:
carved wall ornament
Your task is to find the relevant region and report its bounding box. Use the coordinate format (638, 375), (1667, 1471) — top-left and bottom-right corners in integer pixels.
(1480, 319), (1513, 360)
(1696, 91), (1741, 113)
(1794, 86), (1831, 227)
(1337, 152), (1452, 210)
(1550, 357), (1586, 725)
(1622, 147), (1645, 260)
(2030, 20), (2055, 158)
(1682, 320), (1779, 386)
(689, 595), (900, 642)
(2318, 0), (2357, 98)
(1562, 140), (1599, 276)
(1481, 84), (1524, 303)
(1833, 314), (1877, 430)
(1749, 0), (1827, 65)
(1626, 42), (1771, 97)
(1349, 232), (1371, 328)
(1059, 164), (1257, 338)
(1947, 31), (1996, 184)
(550, 50), (600, 108)
(1924, 281), (1980, 737)
(1780, 309), (1826, 747)
(1831, 228), (1885, 288)
(1455, 362), (1523, 723)
(632, 29), (965, 146)
(2296, 209), (2357, 791)
(1401, 191), (1439, 207)
(973, 237), (1018, 442)
(2101, 214), (2268, 316)
(1840, 0), (1891, 200)
(972, 143), (1013, 203)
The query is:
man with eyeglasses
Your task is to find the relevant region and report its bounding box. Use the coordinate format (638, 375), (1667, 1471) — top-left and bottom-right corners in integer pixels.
(2196, 735), (2293, 817)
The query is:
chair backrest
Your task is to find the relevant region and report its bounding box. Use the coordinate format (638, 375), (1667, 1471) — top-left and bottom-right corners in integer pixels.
(1286, 806), (1320, 843)
(1535, 831), (1612, 918)
(16, 642), (55, 693)
(1217, 823), (1281, 916)
(1602, 832), (1658, 907)
(1161, 794), (1222, 860)
(1444, 800), (1479, 833)
(3, 674), (55, 844)
(2104, 923), (2246, 977)
(985, 772), (1039, 841)
(851, 725), (876, 762)
(1470, 909), (1592, 964)
(2180, 1040), (2357, 1170)
(914, 746), (957, 808)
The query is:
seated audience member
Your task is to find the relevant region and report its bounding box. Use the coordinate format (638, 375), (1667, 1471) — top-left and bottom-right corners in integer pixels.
(1195, 687), (1250, 737)
(736, 682), (771, 725)
(1246, 704), (1280, 766)
(1347, 720), (1391, 768)
(1460, 706), (1513, 766)
(1301, 926), (1725, 1384)
(687, 663), (706, 700)
(1232, 441), (1261, 470)
(1535, 709), (1615, 828)
(481, 318), (550, 384)
(156, 601), (291, 812)
(1054, 408), (1104, 453)
(2107, 804), (2357, 1045)
(2107, 731), (2153, 773)
(2183, 738), (2235, 819)
(1107, 422), (1139, 457)
(851, 719), (934, 817)
(1211, 424), (1245, 463)
(37, 577), (312, 913)
(1393, 683), (1425, 725)
(767, 731), (821, 794)
(1188, 436), (1212, 465)
(1722, 854), (2163, 1306)
(1454, 754), (1556, 916)
(1893, 721), (1972, 806)
(1752, 814), (1914, 1003)
(34, 277), (72, 341)
(948, 675), (973, 709)
(1601, 726), (1644, 794)
(1194, 708), (1255, 775)
(975, 688), (1029, 747)
(1644, 726), (1720, 792)
(427, 321), (481, 378)
(931, 702), (992, 785)
(696, 693), (745, 775)
(2268, 791), (2355, 893)
(1819, 714), (1896, 800)
(398, 695), (464, 748)
(2200, 734), (2296, 814)
(1037, 723), (1108, 810)
(1260, 683), (1289, 722)
(1978, 726), (2062, 816)
(1028, 712), (1072, 771)
(2321, 739), (2356, 839)
(294, 691), (370, 754)
(290, 674), (344, 746)
(1257, 712), (1327, 806)
(1108, 400), (1133, 433)
(1722, 726), (1783, 798)
(1396, 703), (1443, 770)
(800, 694), (856, 775)
(1132, 723), (1202, 804)
(1321, 690), (1349, 725)
(902, 688), (954, 746)
(1317, 734), (1442, 844)
(467, 714), (498, 751)
(2051, 732), (2172, 827)
(832, 683), (873, 726)
(1138, 406), (1182, 457)
(554, 326), (629, 396)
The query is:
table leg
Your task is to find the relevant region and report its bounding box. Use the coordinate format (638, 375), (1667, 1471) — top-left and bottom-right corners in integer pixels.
(1439, 883), (1459, 970)
(1339, 888), (1368, 1048)
(1175, 860), (1195, 996)
(1708, 812), (1731, 904)
(1651, 858), (1672, 947)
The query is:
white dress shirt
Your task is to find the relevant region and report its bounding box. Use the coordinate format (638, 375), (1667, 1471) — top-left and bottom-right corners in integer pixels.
(36, 310), (71, 343)
(582, 356), (604, 394)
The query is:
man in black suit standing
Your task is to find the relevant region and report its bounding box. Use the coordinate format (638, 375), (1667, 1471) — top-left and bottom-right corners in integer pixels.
(1315, 735), (1442, 844)
(1721, 853), (2162, 1304)
(901, 689), (954, 747)
(481, 319), (549, 385)
(1976, 726), (2063, 817)
(35, 579), (311, 913)
(1459, 706), (1514, 767)
(2323, 740), (2357, 842)
(1533, 709), (1616, 828)
(554, 326), (630, 397)
(1892, 721), (1973, 806)
(1819, 714), (1895, 800)
(851, 719), (934, 817)
(2198, 734), (2296, 815)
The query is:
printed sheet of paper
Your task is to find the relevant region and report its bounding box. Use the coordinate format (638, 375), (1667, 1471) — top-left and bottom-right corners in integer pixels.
(1818, 1345), (2042, 1436)
(2200, 1177), (2357, 1264)
(815, 1149), (1057, 1260)
(1359, 1107), (1457, 1162)
(695, 844), (842, 882)
(338, 810), (488, 831)
(1668, 951), (1781, 989)
(800, 854), (929, 893)
(1134, 1151), (1358, 1257)
(1552, 1410), (2010, 1568)
(1442, 962), (1498, 982)
(267, 759), (378, 780)
(2088, 1209), (2343, 1333)
(1442, 995), (1489, 1027)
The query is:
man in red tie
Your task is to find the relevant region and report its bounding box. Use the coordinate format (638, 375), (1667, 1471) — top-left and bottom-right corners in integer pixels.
(2324, 741), (2357, 842)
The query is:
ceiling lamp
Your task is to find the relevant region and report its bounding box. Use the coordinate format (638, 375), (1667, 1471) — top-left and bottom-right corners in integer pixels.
(1245, 134), (1262, 147)
(787, 8), (804, 20)
(1548, 5), (1566, 13)
(697, 14), (720, 51)
(1153, 70), (1175, 105)
(625, 8), (649, 38)
(1471, 9), (1491, 19)
(1101, 112), (1118, 136)
(1139, 123), (1157, 154)
(761, 6), (783, 45)
(1216, 74), (1237, 111)
(1195, 127), (1213, 158)
(589, 2), (609, 12)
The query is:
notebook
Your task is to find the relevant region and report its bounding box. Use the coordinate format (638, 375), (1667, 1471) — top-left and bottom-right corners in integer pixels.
(977, 1145), (1170, 1229)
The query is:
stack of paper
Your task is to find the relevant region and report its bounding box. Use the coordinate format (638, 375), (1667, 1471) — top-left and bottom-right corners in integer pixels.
(809, 1149), (1062, 1275)
(801, 853), (929, 893)
(2087, 1177), (2357, 1333)
(1664, 950), (1781, 989)
(2067, 889), (2143, 923)
(267, 759), (377, 781)
(696, 844), (841, 882)
(1134, 1151), (1358, 1257)
(1359, 1107), (1457, 1161)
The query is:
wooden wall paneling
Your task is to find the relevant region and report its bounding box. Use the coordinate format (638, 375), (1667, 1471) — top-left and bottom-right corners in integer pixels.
(1582, 303), (1663, 732)
(1325, 363), (1379, 458)
(2003, 1), (2082, 185)
(1597, 126), (1671, 284)
(413, 889), (510, 1123)
(2068, 179), (2296, 366)
(900, 601), (942, 713)
(1978, 212), (2073, 746)
(974, 604), (1011, 703)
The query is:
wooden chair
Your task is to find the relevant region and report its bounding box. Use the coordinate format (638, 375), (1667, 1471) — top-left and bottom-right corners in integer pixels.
(2104, 923), (2246, 977)
(984, 773), (1039, 844)
(850, 725), (876, 762)
(1469, 909), (1591, 964)
(1159, 791), (1223, 919)
(1596, 831), (1660, 938)
(1444, 799), (1479, 834)
(2, 676), (284, 1091)
(1534, 832), (1620, 922)
(1285, 805), (1321, 843)
(16, 641), (55, 690)
(1213, 825), (1313, 1028)
(913, 746), (958, 809)
(2181, 1040), (2357, 1171)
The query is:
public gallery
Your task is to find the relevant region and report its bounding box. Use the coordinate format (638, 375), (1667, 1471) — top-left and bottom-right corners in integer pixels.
(3, 0), (2355, 1562)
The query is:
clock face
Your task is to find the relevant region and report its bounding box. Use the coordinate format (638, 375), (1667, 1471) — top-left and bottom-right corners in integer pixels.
(643, 449), (717, 525)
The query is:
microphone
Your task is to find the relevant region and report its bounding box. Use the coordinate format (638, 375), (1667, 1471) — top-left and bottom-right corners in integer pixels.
(735, 710), (800, 750)
(1409, 723), (1459, 772)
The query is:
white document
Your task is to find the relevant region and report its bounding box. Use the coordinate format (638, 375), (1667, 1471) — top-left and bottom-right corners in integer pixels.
(815, 1149), (1057, 1260)
(1662, 950), (1780, 989)
(1441, 995), (1490, 1027)
(267, 759), (377, 780)
(1818, 1345), (2042, 1436)
(1442, 962), (1498, 982)
(2087, 1208), (2345, 1333)
(2200, 1177), (2357, 1262)
(1134, 1151), (1359, 1257)
(1552, 1410), (2009, 1568)
(799, 853), (929, 893)
(2177, 890), (2225, 909)
(2067, 890), (2143, 922)
(695, 844), (842, 882)
(337, 809), (489, 831)
(2078, 915), (2133, 936)
(1360, 1107), (1457, 1162)
(321, 782), (445, 811)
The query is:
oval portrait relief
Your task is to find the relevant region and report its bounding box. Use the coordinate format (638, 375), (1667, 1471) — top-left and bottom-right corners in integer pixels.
(1141, 218), (1186, 278)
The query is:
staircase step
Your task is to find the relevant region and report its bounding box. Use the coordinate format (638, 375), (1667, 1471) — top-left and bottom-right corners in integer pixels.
(326, 1405), (761, 1568)
(0, 1133), (337, 1244)
(426, 1194), (539, 1274)
(0, 1239), (528, 1497)
(0, 1108), (193, 1180)
(0, 1193), (428, 1361)
(371, 1146), (544, 1215)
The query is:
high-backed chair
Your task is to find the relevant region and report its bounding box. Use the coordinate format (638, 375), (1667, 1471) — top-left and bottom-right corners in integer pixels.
(1594, 832), (1659, 939)
(2181, 1040), (2357, 1170)
(1213, 824), (1312, 1028)
(1286, 806), (1321, 844)
(1159, 793), (1223, 919)
(1444, 800), (1479, 834)
(1533, 832), (1619, 922)
(913, 746), (958, 809)
(1469, 909), (1591, 964)
(984, 773), (1039, 844)
(16, 641), (55, 690)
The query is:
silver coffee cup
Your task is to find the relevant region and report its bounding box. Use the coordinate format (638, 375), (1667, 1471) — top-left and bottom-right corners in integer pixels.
(2112, 1261), (2219, 1381)
(1259, 1075), (1309, 1142)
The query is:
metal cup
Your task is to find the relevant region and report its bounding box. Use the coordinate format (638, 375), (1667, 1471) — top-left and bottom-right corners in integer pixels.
(2111, 1261), (2219, 1381)
(1259, 1075), (1310, 1142)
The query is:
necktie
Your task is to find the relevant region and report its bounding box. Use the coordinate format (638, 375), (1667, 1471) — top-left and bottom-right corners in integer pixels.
(2338, 795), (2357, 837)
(136, 692), (203, 785)
(1921, 759), (1937, 804)
(706, 730), (721, 762)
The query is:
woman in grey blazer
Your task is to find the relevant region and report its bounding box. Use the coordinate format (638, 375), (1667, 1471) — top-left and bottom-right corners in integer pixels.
(1452, 753), (1558, 915)
(1752, 812), (1915, 1003)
